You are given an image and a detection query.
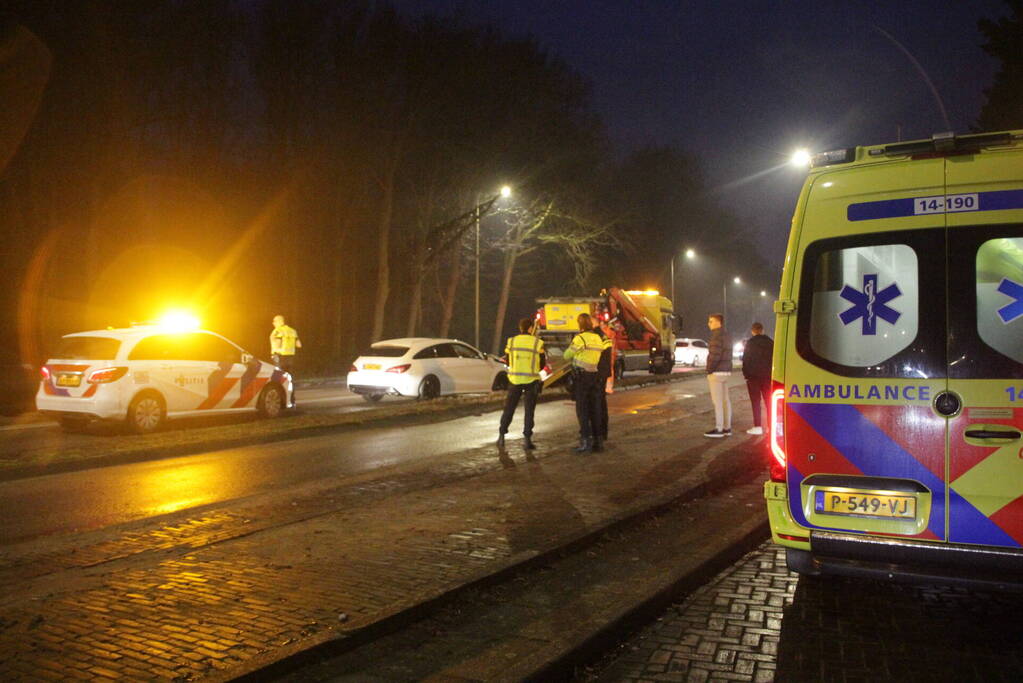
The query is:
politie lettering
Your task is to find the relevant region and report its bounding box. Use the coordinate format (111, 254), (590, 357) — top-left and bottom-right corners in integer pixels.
(788, 384), (931, 402)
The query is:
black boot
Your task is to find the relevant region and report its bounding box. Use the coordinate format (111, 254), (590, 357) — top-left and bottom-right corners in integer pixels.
(592, 438), (603, 452)
(575, 437), (592, 453)
(523, 435), (536, 450)
(497, 434), (505, 448)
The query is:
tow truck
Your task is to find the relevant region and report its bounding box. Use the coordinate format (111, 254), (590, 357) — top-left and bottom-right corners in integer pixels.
(535, 288), (678, 391)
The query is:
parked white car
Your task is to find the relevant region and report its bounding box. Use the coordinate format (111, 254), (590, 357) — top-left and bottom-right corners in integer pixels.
(347, 338), (509, 401)
(36, 326), (293, 433)
(674, 338), (709, 366)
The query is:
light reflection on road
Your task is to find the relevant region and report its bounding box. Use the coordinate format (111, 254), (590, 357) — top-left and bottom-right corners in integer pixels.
(0, 374), (717, 544)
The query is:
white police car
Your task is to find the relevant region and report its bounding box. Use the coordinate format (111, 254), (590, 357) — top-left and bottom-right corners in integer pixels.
(36, 325), (293, 433)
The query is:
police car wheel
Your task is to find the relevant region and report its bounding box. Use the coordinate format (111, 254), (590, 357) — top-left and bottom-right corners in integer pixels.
(127, 392), (165, 434)
(258, 383), (285, 418)
(492, 373), (509, 391)
(418, 375), (440, 400)
(362, 393), (384, 403)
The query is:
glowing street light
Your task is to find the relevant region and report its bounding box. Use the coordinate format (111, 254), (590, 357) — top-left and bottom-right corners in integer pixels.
(685, 248), (696, 259)
(791, 149), (811, 168)
(733, 276), (741, 284)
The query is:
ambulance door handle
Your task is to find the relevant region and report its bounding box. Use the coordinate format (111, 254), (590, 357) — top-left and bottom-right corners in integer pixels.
(964, 428), (1021, 441)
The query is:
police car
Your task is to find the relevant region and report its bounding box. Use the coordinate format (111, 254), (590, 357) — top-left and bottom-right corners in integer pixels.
(36, 324), (293, 433)
(766, 130), (1023, 587)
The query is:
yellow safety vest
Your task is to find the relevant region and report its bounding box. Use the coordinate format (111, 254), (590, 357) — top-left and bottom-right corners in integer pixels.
(270, 324), (300, 355)
(565, 331), (604, 372)
(504, 334), (545, 385)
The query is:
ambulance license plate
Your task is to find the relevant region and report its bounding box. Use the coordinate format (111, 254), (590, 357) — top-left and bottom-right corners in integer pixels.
(363, 363), (381, 370)
(56, 374), (81, 387)
(815, 490), (916, 519)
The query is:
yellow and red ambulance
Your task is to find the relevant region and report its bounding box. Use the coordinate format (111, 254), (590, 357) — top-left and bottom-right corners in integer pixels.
(765, 130), (1023, 586)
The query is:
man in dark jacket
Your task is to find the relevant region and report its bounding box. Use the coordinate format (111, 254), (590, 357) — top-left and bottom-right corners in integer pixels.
(704, 314), (733, 438)
(742, 322), (774, 435)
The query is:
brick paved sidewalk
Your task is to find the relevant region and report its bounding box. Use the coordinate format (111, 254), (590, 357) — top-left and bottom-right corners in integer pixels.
(0, 379), (760, 681)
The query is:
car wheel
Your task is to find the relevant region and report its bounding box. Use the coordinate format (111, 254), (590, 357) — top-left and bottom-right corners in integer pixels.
(785, 548), (821, 576)
(492, 372), (509, 391)
(127, 392), (165, 434)
(362, 393), (384, 403)
(59, 416), (90, 433)
(258, 383), (286, 418)
(418, 375), (440, 400)
(562, 372), (575, 398)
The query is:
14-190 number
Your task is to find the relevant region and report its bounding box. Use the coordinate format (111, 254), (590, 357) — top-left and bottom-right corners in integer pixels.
(915, 193), (978, 215)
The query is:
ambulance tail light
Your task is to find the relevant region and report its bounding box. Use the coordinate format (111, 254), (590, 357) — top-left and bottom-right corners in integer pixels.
(386, 364), (411, 374)
(770, 382), (786, 482)
(349, 364), (357, 373)
(40, 366), (51, 381)
(87, 367), (129, 384)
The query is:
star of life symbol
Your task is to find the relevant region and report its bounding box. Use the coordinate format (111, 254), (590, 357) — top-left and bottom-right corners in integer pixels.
(996, 277), (1023, 324)
(838, 273), (902, 335)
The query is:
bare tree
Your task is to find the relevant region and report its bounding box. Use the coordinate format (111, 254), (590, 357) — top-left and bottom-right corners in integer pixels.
(489, 197), (620, 354)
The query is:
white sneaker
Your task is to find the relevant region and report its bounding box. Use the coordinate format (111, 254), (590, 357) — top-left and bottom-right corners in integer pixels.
(746, 426), (764, 435)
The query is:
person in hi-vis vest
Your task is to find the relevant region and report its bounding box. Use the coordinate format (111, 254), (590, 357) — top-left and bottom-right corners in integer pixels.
(497, 318), (546, 450)
(270, 314), (301, 372)
(563, 312), (605, 453)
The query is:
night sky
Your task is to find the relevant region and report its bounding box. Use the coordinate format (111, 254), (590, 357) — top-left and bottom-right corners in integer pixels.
(403, 0), (1009, 266)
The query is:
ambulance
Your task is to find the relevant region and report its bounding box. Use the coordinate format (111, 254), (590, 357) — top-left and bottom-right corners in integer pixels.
(765, 130), (1023, 586)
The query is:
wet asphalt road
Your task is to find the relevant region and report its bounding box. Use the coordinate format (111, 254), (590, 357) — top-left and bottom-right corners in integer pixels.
(0, 370), (713, 545)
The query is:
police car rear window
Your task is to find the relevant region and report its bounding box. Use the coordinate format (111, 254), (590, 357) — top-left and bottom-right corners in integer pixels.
(368, 346), (409, 358)
(56, 336), (121, 360)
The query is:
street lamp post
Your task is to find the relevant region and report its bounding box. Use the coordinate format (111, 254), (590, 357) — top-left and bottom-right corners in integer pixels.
(670, 248), (695, 309)
(723, 275), (741, 322)
(474, 202), (481, 349)
(474, 185), (512, 350)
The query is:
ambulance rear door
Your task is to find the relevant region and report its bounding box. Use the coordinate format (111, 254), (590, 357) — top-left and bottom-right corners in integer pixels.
(945, 147), (1023, 549)
(785, 156), (950, 542)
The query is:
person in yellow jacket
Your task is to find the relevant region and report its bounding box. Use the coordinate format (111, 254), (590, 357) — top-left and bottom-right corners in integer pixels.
(270, 314), (302, 373)
(497, 318), (546, 450)
(563, 312), (606, 453)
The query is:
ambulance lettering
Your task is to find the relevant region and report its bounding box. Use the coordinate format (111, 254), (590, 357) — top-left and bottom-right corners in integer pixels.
(788, 384), (930, 402)
(838, 273), (902, 335)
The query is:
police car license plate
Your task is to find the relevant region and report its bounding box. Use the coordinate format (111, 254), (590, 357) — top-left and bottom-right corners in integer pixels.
(814, 490), (916, 519)
(56, 374), (81, 387)
(363, 363), (381, 370)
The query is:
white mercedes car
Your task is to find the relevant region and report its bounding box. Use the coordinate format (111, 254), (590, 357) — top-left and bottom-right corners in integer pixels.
(674, 338), (709, 366)
(347, 338), (509, 401)
(36, 326), (293, 433)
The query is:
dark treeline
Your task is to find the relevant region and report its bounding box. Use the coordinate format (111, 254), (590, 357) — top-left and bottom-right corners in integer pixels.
(2, 1), (773, 371)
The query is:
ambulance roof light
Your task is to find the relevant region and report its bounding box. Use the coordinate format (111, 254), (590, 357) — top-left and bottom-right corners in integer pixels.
(809, 148), (855, 168)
